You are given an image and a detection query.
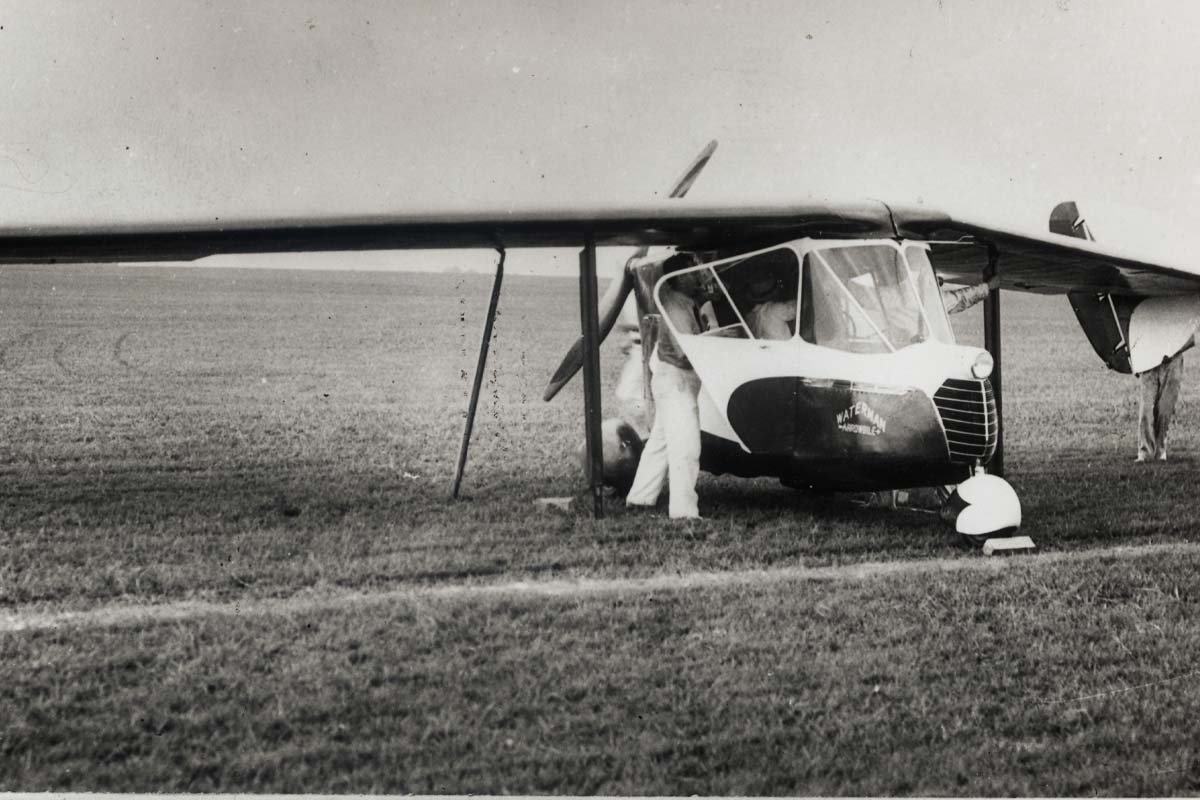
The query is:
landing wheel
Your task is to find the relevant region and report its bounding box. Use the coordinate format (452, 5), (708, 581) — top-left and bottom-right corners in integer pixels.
(940, 473), (1022, 545)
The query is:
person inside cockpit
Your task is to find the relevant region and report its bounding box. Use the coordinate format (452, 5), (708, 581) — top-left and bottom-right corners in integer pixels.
(744, 263), (798, 340)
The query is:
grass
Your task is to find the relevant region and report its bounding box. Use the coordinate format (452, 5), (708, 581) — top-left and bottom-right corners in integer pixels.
(2, 262), (1199, 793)
(4, 548), (1199, 794)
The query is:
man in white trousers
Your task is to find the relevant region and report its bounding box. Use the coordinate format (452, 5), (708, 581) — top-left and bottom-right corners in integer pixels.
(626, 253), (707, 520)
(1137, 347), (1188, 462)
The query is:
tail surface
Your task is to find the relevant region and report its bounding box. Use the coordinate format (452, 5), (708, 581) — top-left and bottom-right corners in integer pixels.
(1055, 200), (1137, 373)
(1049, 201), (1094, 241)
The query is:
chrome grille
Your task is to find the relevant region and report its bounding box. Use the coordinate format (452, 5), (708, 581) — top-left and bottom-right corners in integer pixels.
(933, 378), (997, 465)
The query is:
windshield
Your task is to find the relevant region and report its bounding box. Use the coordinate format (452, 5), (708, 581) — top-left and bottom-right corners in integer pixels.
(800, 244), (949, 353)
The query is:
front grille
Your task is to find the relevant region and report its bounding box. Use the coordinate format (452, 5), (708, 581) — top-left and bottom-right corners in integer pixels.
(933, 378), (997, 465)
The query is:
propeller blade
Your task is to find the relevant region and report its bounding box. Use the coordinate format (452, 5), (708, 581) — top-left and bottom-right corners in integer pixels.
(624, 141), (720, 264)
(543, 337), (587, 402)
(544, 140), (718, 401)
(667, 139), (718, 199)
(543, 269), (633, 401)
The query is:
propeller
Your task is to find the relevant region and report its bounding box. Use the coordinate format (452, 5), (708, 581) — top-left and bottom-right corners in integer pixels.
(542, 140), (719, 402)
(667, 138), (718, 200)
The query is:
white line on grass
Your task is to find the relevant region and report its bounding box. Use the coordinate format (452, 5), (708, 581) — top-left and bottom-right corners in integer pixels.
(4, 542), (1200, 633)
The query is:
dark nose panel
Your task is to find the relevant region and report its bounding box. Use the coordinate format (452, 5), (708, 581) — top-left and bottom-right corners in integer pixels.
(726, 377), (949, 462)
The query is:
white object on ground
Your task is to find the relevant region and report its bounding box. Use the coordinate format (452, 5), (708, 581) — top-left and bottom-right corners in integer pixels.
(982, 536), (1036, 555)
(952, 473), (1022, 538)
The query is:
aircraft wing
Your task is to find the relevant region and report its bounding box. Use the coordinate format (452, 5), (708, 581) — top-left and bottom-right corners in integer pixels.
(0, 201), (896, 263)
(5, 199), (1199, 300)
(891, 206), (1200, 297)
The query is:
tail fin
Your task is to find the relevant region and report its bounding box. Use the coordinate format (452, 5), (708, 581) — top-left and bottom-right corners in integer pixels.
(1049, 201), (1094, 241)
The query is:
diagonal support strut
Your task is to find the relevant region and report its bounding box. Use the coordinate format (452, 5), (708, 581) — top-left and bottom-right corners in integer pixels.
(451, 248), (505, 499)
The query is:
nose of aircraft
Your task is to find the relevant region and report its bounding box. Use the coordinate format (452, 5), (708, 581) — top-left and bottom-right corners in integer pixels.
(725, 373), (962, 471)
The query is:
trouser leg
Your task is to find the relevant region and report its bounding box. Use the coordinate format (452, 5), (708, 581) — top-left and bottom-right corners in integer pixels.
(656, 362), (701, 519)
(625, 358), (669, 506)
(1155, 356), (1184, 458)
(1138, 368), (1161, 459)
(615, 349), (649, 439)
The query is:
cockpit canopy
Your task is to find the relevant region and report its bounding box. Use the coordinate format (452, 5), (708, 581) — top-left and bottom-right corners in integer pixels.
(657, 240), (954, 353)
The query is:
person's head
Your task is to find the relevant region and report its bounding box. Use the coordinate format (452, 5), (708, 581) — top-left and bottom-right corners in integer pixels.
(746, 267), (784, 303)
(578, 417), (644, 494)
(663, 252), (699, 275)
(662, 252), (707, 296)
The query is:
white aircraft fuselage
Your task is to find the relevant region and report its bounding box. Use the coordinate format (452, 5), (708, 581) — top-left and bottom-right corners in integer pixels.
(639, 238), (997, 490)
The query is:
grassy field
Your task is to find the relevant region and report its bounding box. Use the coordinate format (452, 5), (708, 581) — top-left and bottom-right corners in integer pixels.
(2, 263), (1199, 793)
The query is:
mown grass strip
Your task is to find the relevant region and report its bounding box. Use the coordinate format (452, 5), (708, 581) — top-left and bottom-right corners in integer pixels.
(6, 542), (1200, 635)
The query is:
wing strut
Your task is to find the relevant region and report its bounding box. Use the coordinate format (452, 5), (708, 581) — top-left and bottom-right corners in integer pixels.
(450, 247), (506, 499)
(579, 236), (605, 518)
(983, 244), (1004, 477)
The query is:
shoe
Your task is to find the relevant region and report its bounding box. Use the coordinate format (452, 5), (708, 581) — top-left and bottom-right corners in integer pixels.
(1158, 452), (1168, 462)
(1135, 454), (1149, 463)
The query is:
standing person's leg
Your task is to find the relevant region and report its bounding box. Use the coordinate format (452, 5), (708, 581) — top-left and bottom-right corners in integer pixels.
(1155, 355), (1185, 460)
(659, 363), (702, 519)
(626, 356), (670, 507)
(1137, 367), (1161, 461)
(614, 346), (649, 439)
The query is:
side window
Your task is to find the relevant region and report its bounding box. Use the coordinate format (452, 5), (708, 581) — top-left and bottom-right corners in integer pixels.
(710, 248), (800, 340)
(657, 265), (732, 338)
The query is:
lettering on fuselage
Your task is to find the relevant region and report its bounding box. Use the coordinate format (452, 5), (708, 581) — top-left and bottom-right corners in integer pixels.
(836, 400), (887, 437)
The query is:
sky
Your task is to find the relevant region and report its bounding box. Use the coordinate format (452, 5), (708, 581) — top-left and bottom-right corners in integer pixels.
(4, 0), (1200, 275)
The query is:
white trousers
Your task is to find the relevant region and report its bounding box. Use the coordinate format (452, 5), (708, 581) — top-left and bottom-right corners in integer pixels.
(625, 353), (702, 518)
(614, 348), (650, 439)
(1138, 355), (1184, 459)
